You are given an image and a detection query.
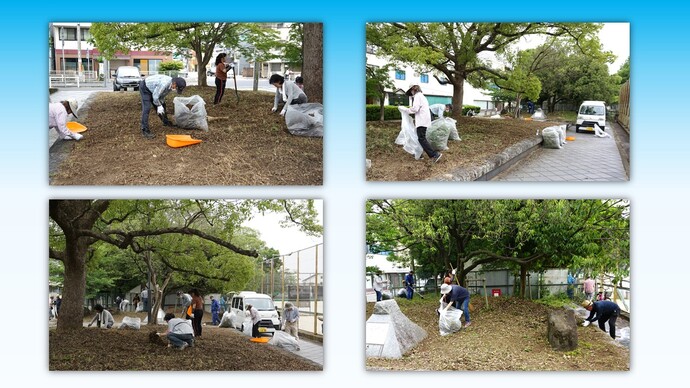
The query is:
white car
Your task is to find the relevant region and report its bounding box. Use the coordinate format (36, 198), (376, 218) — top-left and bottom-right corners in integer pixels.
(229, 291), (281, 336)
(575, 100), (607, 133)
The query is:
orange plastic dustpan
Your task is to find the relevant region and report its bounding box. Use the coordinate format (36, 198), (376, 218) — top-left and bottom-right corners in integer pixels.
(250, 337), (270, 343)
(166, 134), (202, 148)
(565, 136), (576, 141)
(66, 121), (88, 133)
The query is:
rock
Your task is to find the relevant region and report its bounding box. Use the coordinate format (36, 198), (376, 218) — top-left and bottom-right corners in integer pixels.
(547, 309), (578, 351)
(366, 159), (371, 170)
(366, 299), (427, 359)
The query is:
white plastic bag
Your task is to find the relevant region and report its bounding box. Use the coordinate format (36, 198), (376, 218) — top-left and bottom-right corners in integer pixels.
(427, 118), (454, 150)
(268, 331), (300, 351)
(118, 316), (141, 330)
(219, 311), (235, 328)
(395, 106), (423, 159)
(285, 103), (323, 137)
(438, 307), (463, 336)
(242, 317), (252, 336)
(542, 127), (562, 149)
(173, 95), (208, 131)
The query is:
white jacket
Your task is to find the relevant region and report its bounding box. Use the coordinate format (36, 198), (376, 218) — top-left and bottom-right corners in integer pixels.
(408, 92), (431, 128)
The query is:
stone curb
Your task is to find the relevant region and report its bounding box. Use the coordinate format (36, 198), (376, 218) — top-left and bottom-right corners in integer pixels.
(431, 135), (543, 182)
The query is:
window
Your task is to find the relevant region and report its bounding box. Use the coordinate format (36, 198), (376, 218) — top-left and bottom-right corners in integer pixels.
(270, 63), (282, 72)
(63, 27), (77, 41)
(81, 28), (92, 41)
(420, 73), (429, 83)
(395, 70), (406, 80)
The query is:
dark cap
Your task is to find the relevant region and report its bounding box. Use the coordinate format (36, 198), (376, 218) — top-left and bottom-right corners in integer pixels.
(172, 77), (186, 94)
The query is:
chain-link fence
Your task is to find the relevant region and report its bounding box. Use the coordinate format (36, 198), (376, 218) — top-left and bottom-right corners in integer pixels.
(252, 243), (324, 337)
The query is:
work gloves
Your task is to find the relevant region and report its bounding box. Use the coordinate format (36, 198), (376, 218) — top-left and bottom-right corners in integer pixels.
(280, 109), (287, 116)
(271, 106), (278, 113)
(157, 105), (165, 115)
(582, 320), (591, 327)
(69, 133), (84, 141)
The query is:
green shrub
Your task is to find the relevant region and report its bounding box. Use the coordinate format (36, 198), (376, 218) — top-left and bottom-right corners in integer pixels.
(366, 105), (402, 121)
(462, 105), (480, 116)
(366, 104), (481, 121)
(159, 60), (184, 71)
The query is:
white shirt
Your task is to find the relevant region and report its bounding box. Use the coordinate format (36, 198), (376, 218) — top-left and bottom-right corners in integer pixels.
(373, 275), (386, 292)
(249, 307), (261, 324)
(167, 318), (194, 335)
(48, 103), (73, 139)
(408, 92), (431, 128)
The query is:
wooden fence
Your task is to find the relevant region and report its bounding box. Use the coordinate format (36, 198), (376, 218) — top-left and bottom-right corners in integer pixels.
(617, 80), (630, 130)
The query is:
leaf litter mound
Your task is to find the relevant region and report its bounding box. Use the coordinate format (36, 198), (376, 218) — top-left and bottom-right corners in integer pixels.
(366, 116), (560, 181)
(50, 324), (321, 371)
(50, 87), (322, 185)
(365, 296), (629, 371)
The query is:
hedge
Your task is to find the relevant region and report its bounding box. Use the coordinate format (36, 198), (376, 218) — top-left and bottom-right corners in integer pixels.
(367, 104), (482, 121)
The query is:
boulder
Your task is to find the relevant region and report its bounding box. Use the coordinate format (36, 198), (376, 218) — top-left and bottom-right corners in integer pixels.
(547, 309), (578, 351)
(366, 299), (427, 359)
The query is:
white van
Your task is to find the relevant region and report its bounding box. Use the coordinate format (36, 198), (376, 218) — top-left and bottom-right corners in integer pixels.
(575, 101), (607, 133)
(229, 291), (281, 336)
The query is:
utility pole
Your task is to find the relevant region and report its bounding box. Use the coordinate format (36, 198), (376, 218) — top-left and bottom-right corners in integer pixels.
(60, 27), (65, 73)
(76, 24), (82, 87)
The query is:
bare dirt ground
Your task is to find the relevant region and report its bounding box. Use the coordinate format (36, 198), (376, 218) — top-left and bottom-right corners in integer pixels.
(49, 311), (321, 371)
(366, 115), (565, 181)
(365, 296), (629, 371)
(50, 87), (322, 185)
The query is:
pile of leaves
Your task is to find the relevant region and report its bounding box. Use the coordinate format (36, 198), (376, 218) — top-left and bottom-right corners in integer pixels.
(365, 296), (629, 371)
(50, 87), (322, 185)
(49, 324), (321, 371)
(366, 116), (562, 181)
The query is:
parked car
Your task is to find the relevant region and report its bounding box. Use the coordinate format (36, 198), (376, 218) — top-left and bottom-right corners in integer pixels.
(112, 66), (142, 91)
(229, 291), (281, 336)
(575, 100), (607, 133)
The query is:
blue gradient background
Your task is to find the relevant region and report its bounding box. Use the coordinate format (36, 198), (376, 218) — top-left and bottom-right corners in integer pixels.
(0, 1), (688, 385)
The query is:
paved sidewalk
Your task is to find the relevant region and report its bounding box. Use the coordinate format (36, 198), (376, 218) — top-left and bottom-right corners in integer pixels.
(289, 337), (323, 366)
(492, 125), (628, 181)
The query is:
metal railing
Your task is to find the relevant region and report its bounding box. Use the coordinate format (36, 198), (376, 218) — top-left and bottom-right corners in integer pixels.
(253, 243), (324, 336)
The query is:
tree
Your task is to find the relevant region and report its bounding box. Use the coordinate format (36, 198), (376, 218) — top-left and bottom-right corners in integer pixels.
(616, 57), (630, 84)
(366, 199), (629, 297)
(494, 47), (549, 118)
(90, 23), (281, 87)
(366, 63), (395, 121)
(49, 200), (321, 332)
(302, 23), (323, 103)
(366, 23), (605, 114)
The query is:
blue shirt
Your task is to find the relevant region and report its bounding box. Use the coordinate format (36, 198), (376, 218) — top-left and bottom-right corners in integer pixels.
(405, 274), (415, 286)
(586, 300), (620, 322)
(448, 285), (469, 302)
(211, 299), (220, 312)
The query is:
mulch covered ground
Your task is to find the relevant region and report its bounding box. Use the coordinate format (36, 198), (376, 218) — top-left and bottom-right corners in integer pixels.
(49, 319), (321, 371)
(365, 296), (629, 371)
(50, 86), (322, 185)
(366, 116), (563, 181)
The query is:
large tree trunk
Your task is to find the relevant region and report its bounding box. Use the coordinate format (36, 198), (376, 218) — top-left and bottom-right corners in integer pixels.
(49, 200), (110, 332)
(302, 23), (323, 103)
(379, 94), (385, 121)
(513, 95), (523, 119)
(60, 236), (88, 331)
(451, 81), (465, 117)
(519, 264), (528, 298)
